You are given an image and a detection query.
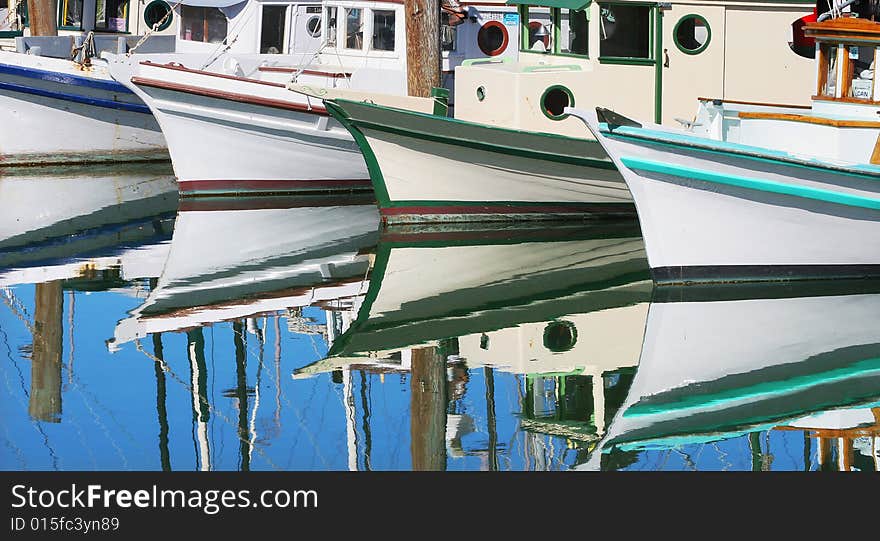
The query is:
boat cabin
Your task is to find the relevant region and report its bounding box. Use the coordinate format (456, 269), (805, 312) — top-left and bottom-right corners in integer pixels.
(453, 0), (818, 137)
(0, 0), (326, 59)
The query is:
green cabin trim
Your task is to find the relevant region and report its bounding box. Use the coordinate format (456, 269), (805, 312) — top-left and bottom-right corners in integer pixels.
(672, 13), (712, 56)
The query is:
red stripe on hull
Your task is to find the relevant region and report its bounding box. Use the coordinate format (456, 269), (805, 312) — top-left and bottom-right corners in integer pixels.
(380, 203), (634, 216)
(179, 179), (373, 196)
(179, 193), (377, 212)
(131, 77), (329, 116)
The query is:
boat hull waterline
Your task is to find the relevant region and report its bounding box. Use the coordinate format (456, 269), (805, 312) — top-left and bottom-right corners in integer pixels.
(571, 108), (880, 284)
(327, 99), (636, 224)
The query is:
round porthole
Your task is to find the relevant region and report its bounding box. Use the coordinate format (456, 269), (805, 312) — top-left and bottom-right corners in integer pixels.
(543, 320), (577, 353)
(674, 14), (711, 55)
(144, 0), (174, 32)
(306, 16), (322, 38)
(477, 20), (508, 57)
(540, 85), (574, 120)
(476, 85), (486, 101)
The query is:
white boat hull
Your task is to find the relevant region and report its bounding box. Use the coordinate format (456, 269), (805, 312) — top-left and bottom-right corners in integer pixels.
(107, 57), (371, 196)
(328, 99), (634, 224)
(575, 110), (880, 283)
(0, 52), (166, 165)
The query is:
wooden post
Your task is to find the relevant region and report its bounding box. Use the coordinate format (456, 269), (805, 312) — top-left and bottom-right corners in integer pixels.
(405, 0), (440, 97)
(410, 346), (447, 471)
(484, 367), (498, 471)
(26, 0), (58, 36)
(152, 333), (172, 471)
(232, 321), (250, 472)
(29, 281), (63, 422)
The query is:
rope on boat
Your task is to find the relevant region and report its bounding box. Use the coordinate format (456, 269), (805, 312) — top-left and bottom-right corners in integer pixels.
(127, 2), (181, 56)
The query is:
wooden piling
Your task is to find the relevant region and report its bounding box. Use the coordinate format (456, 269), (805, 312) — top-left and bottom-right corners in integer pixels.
(29, 281), (63, 422)
(405, 0), (440, 97)
(25, 0), (58, 36)
(410, 346), (447, 471)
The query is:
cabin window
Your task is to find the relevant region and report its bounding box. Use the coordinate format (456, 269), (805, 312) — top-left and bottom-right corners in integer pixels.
(598, 3), (651, 59)
(345, 8), (363, 50)
(557, 8), (588, 56)
(306, 15), (321, 38)
(540, 84), (574, 120)
(59, 0), (84, 29)
(325, 7), (337, 47)
(440, 11), (458, 51)
(673, 14), (710, 55)
(372, 9), (395, 51)
(543, 320), (578, 352)
(477, 20), (508, 56)
(179, 6), (227, 43)
(819, 44), (839, 97)
(519, 5), (552, 52)
(260, 5), (287, 53)
(848, 45), (875, 101)
(143, 0), (173, 32)
(95, 0), (129, 32)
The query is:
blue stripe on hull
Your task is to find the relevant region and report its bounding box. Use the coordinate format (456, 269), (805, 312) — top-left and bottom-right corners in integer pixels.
(0, 62), (132, 93)
(0, 80), (151, 114)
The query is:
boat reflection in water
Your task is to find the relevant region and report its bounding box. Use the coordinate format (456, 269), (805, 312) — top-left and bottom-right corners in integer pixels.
(0, 163), (177, 287)
(3, 186), (879, 470)
(0, 166), (177, 427)
(582, 282), (880, 471)
(296, 221), (652, 469)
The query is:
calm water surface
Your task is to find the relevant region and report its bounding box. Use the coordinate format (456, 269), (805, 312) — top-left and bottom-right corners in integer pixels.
(1, 166), (878, 471)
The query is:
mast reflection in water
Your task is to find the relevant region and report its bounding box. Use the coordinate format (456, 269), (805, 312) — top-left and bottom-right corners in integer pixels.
(1, 168), (878, 471)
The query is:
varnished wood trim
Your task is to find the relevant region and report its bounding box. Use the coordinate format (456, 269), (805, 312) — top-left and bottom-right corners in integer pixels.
(811, 94), (880, 105)
(697, 97), (811, 110)
(257, 66), (352, 77)
(131, 77), (329, 115)
(140, 61), (286, 88)
(871, 134), (880, 165)
(738, 111), (880, 128)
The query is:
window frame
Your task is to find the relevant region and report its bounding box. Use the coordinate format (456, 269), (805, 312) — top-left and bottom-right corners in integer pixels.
(815, 41), (879, 104)
(57, 0), (85, 31)
(672, 13), (711, 56)
(259, 3), (292, 54)
(551, 6), (590, 59)
(93, 0), (132, 33)
(596, 2), (656, 66)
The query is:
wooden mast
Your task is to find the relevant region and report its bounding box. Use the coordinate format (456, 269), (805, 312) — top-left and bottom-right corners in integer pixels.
(26, 0), (58, 36)
(29, 281), (63, 422)
(404, 0), (440, 97)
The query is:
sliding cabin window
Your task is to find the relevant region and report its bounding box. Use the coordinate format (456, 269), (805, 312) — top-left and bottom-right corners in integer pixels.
(817, 43), (877, 102)
(179, 6), (227, 44)
(518, 5), (552, 52)
(597, 3), (652, 61)
(325, 6), (338, 47)
(94, 0), (129, 32)
(518, 6), (587, 58)
(556, 8), (589, 57)
(344, 8), (363, 50)
(1, 1), (27, 36)
(371, 9), (395, 51)
(847, 45), (876, 101)
(59, 0), (84, 30)
(260, 4), (288, 53)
